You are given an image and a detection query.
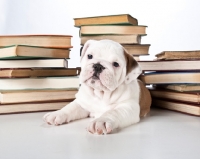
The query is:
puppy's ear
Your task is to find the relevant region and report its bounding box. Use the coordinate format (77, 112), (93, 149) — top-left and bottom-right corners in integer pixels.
(124, 49), (142, 84)
(80, 40), (96, 62)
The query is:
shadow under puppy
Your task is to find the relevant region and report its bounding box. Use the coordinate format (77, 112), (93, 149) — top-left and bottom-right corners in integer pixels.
(43, 39), (151, 135)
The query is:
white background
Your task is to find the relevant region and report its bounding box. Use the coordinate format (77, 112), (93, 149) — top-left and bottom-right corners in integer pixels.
(1, 0), (200, 67)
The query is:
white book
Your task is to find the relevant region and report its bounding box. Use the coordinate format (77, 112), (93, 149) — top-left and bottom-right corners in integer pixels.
(0, 59), (68, 68)
(0, 76), (79, 90)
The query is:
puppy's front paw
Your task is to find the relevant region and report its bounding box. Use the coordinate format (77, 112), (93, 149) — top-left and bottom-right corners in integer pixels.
(87, 117), (115, 135)
(43, 110), (68, 126)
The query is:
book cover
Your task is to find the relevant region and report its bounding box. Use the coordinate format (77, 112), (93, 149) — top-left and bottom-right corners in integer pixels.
(155, 84), (200, 92)
(74, 14), (138, 27)
(0, 89), (78, 104)
(0, 101), (71, 114)
(0, 68), (79, 78)
(80, 25), (147, 35)
(0, 76), (80, 90)
(140, 71), (200, 84)
(80, 34), (142, 45)
(138, 60), (200, 71)
(0, 34), (72, 48)
(0, 45), (70, 59)
(156, 50), (200, 60)
(149, 88), (200, 104)
(152, 98), (200, 116)
(123, 44), (150, 55)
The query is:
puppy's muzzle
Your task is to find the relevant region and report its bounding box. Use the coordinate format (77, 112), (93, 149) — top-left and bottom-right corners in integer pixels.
(92, 63), (105, 79)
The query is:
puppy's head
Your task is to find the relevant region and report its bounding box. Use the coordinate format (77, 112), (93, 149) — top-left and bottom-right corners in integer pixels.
(80, 40), (141, 92)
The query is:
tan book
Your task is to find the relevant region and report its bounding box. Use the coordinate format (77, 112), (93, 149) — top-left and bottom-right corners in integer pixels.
(0, 89), (77, 104)
(138, 60), (200, 71)
(156, 50), (200, 60)
(152, 98), (200, 116)
(123, 44), (150, 55)
(0, 35), (72, 48)
(140, 72), (200, 84)
(80, 25), (146, 35)
(155, 84), (200, 92)
(150, 88), (200, 104)
(0, 101), (70, 114)
(74, 14), (138, 27)
(0, 59), (68, 68)
(0, 45), (70, 59)
(80, 34), (142, 45)
(0, 76), (79, 90)
(0, 68), (79, 78)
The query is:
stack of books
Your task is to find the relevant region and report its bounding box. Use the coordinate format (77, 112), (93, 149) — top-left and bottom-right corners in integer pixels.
(74, 14), (150, 61)
(0, 35), (80, 114)
(138, 50), (200, 116)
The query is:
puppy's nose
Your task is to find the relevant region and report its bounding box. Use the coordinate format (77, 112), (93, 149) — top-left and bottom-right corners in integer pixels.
(93, 63), (105, 73)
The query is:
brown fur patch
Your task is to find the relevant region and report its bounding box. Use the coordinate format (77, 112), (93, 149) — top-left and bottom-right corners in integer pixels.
(124, 50), (138, 75)
(138, 79), (152, 117)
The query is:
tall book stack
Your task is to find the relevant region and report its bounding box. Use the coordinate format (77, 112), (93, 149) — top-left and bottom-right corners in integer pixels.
(0, 35), (80, 114)
(138, 50), (200, 116)
(74, 14), (150, 61)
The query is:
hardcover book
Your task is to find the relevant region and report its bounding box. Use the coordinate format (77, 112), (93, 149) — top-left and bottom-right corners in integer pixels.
(74, 14), (138, 27)
(138, 60), (200, 71)
(0, 89), (77, 104)
(152, 98), (200, 116)
(0, 68), (79, 78)
(123, 44), (150, 56)
(0, 59), (68, 68)
(140, 71), (200, 84)
(80, 34), (142, 45)
(0, 76), (80, 90)
(0, 45), (70, 59)
(0, 101), (70, 114)
(156, 50), (200, 60)
(80, 25), (146, 35)
(155, 84), (200, 92)
(150, 88), (200, 104)
(0, 34), (72, 48)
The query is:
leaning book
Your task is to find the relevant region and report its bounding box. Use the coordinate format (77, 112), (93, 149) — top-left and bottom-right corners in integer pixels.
(149, 88), (200, 104)
(152, 98), (200, 116)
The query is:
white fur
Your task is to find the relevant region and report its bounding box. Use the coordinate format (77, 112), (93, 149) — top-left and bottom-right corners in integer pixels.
(43, 40), (142, 135)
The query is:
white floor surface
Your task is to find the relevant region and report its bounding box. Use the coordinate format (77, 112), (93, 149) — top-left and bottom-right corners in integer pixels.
(0, 108), (200, 159)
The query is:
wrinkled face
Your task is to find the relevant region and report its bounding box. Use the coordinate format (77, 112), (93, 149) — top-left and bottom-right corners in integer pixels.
(80, 40), (141, 92)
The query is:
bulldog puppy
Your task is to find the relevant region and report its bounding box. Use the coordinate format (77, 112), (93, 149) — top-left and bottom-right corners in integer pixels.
(43, 40), (151, 135)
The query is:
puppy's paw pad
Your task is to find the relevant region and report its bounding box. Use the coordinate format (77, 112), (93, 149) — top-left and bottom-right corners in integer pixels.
(43, 110), (68, 126)
(87, 118), (114, 135)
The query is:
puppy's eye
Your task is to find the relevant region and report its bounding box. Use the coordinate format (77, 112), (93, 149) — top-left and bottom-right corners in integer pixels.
(87, 54), (93, 59)
(113, 62), (119, 67)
